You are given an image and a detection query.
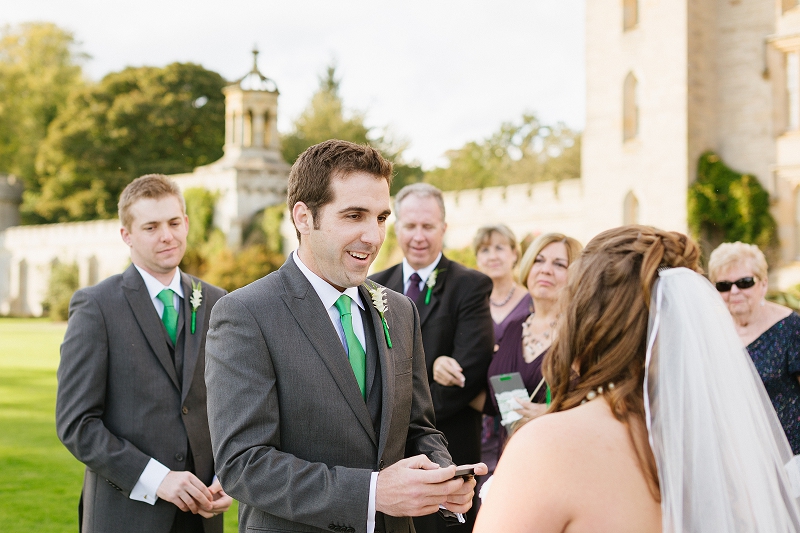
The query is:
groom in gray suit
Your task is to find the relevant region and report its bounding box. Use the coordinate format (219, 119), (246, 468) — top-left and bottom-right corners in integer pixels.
(56, 174), (232, 533)
(205, 140), (486, 533)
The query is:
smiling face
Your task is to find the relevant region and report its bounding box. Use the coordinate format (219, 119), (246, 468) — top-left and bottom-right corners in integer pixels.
(120, 195), (189, 285)
(294, 171), (391, 291)
(476, 232), (518, 282)
(717, 260), (768, 320)
(526, 241), (569, 302)
(395, 194), (447, 271)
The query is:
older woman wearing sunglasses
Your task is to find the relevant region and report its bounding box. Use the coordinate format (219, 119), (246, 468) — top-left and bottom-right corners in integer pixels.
(709, 241), (800, 454)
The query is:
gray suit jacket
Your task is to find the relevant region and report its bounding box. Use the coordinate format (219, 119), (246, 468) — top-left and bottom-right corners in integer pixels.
(56, 264), (226, 533)
(205, 256), (451, 533)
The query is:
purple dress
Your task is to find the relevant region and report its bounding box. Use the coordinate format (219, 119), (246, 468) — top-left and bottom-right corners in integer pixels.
(479, 294), (534, 480)
(484, 294), (548, 416)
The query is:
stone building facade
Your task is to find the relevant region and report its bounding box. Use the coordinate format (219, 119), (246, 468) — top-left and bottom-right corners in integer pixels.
(3, 2), (800, 315)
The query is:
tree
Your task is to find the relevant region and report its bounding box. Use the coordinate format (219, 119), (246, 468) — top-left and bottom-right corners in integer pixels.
(281, 64), (422, 194)
(0, 23), (86, 195)
(424, 113), (581, 191)
(28, 62), (226, 223)
(687, 151), (777, 258)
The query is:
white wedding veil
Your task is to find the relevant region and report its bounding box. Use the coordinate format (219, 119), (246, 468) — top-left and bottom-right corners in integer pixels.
(644, 267), (800, 532)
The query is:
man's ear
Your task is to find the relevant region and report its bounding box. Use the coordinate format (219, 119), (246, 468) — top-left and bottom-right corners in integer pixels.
(120, 226), (132, 247)
(292, 202), (313, 236)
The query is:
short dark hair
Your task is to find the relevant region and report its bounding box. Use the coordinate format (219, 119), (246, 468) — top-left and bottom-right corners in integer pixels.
(287, 139), (393, 239)
(118, 174), (185, 230)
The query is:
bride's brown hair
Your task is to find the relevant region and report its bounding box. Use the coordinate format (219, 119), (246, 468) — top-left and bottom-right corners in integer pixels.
(543, 225), (702, 499)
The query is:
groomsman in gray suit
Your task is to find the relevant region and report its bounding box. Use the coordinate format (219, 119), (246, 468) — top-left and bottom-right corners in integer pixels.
(205, 139), (486, 533)
(56, 174), (232, 533)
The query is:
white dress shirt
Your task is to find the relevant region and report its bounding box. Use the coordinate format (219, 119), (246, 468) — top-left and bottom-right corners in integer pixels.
(402, 253), (443, 295)
(292, 251), (379, 533)
(129, 266), (183, 505)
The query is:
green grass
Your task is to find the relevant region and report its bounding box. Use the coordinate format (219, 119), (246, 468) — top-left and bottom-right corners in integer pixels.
(0, 318), (239, 531)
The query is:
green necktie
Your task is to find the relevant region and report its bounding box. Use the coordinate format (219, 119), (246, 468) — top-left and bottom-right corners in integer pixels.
(157, 289), (178, 344)
(334, 294), (366, 400)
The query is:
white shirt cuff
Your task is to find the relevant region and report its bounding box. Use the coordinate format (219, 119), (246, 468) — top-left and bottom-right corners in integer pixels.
(367, 471), (378, 533)
(130, 458), (170, 505)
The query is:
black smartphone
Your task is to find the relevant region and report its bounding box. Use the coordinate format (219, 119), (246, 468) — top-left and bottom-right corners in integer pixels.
(453, 466), (475, 479)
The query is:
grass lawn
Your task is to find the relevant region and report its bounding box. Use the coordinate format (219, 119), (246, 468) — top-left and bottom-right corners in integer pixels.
(0, 318), (239, 532)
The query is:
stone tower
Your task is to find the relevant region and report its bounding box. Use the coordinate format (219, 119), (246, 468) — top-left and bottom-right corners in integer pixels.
(172, 48), (291, 248)
(582, 0), (800, 276)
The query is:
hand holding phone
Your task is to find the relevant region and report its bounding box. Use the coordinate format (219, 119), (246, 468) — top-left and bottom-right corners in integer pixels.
(453, 466), (475, 480)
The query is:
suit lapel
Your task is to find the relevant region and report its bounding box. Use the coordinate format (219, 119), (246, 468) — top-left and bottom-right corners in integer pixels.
(180, 272), (204, 401)
(384, 265), (404, 294)
(280, 260), (378, 447)
(417, 256), (448, 327)
(359, 284), (395, 460)
(121, 265), (181, 391)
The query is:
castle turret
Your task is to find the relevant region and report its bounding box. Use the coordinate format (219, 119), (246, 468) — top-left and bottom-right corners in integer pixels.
(173, 49), (291, 248)
(0, 174), (23, 232)
(221, 47), (284, 167)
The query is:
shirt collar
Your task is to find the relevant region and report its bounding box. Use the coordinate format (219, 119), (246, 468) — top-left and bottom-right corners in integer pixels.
(402, 252), (443, 286)
(134, 265), (184, 300)
(292, 251), (364, 311)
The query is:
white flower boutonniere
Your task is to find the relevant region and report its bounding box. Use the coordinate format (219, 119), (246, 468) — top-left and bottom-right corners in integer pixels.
(190, 280), (203, 334)
(365, 281), (392, 348)
(424, 269), (443, 305)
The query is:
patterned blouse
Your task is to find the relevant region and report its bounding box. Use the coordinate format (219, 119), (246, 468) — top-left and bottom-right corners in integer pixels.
(747, 312), (800, 455)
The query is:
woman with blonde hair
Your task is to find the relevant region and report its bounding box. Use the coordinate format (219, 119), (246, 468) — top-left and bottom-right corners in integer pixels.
(709, 241), (800, 454)
(481, 232), (582, 431)
(476, 225), (800, 532)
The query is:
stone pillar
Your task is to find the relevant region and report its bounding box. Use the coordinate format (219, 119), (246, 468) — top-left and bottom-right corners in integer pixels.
(252, 109), (265, 148)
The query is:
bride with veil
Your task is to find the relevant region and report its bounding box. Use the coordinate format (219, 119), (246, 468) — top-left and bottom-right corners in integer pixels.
(475, 225), (800, 532)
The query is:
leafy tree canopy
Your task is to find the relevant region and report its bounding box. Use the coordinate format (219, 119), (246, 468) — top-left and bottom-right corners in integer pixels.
(27, 62), (225, 223)
(0, 22), (86, 192)
(688, 151), (777, 255)
(424, 113), (581, 191)
(280, 64), (422, 195)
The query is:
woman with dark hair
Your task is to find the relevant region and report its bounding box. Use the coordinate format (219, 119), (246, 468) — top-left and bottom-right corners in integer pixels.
(476, 226), (800, 533)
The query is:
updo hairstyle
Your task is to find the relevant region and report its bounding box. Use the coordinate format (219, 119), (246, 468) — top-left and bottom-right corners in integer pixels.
(543, 225), (702, 497)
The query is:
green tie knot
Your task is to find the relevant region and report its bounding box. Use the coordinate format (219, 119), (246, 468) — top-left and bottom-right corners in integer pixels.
(157, 289), (178, 344)
(334, 294), (366, 400)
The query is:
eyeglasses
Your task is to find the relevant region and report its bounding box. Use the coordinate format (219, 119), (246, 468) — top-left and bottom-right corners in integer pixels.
(715, 277), (756, 292)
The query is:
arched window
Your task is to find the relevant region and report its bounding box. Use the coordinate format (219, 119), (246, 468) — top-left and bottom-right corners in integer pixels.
(623, 191), (639, 225)
(624, 0), (639, 31)
(623, 72), (639, 142)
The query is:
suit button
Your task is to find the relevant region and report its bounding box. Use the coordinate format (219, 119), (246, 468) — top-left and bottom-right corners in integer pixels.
(182, 406), (189, 415)
(379, 459), (385, 470)
(347, 528), (355, 533)
(175, 453), (185, 462)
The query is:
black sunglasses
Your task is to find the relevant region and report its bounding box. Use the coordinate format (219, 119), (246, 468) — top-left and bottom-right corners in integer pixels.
(715, 277), (756, 292)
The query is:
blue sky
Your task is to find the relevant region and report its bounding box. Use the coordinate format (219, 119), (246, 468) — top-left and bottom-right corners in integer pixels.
(4, 0), (585, 168)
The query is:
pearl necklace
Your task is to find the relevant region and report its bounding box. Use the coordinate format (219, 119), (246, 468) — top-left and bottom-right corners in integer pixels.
(580, 382), (615, 405)
(490, 286), (516, 307)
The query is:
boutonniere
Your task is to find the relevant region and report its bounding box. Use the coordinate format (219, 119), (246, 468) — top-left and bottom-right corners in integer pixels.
(365, 281), (392, 348)
(190, 280), (202, 334)
(424, 269), (444, 305)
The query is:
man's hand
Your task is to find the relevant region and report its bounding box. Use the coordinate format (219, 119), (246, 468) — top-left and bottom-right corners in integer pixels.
(442, 462), (488, 513)
(376, 455), (465, 517)
(156, 471), (214, 514)
(433, 356), (465, 387)
(198, 477), (234, 519)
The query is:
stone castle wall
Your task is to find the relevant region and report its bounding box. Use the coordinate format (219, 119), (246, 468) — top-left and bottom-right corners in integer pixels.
(0, 220), (128, 316)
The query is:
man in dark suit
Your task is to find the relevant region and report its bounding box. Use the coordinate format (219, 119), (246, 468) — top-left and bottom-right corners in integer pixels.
(370, 183), (494, 533)
(56, 174), (232, 533)
(205, 140), (486, 533)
